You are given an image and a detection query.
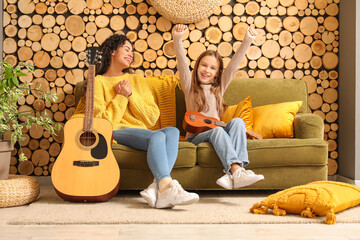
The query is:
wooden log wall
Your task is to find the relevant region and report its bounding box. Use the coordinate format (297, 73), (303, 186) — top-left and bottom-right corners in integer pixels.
(3, 0), (339, 176)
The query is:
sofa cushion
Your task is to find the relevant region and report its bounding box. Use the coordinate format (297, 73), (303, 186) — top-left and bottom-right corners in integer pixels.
(196, 138), (328, 168)
(253, 101), (302, 138)
(196, 166), (327, 190)
(221, 96), (253, 130)
(112, 141), (197, 169)
(223, 78), (308, 114)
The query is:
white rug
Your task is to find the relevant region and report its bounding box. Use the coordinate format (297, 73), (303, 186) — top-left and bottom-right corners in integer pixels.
(8, 187), (360, 225)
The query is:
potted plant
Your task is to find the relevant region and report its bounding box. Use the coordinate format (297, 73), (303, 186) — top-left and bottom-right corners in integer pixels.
(0, 61), (61, 180)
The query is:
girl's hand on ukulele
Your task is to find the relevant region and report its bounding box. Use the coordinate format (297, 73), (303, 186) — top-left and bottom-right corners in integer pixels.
(173, 24), (188, 38)
(114, 80), (132, 97)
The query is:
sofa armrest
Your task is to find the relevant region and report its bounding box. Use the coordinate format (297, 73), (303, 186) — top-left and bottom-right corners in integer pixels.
(293, 113), (324, 139)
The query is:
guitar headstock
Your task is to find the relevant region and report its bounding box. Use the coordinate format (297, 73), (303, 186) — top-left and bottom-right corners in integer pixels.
(85, 47), (102, 66)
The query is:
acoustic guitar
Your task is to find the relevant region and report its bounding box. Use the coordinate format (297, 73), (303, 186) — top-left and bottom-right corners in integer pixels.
(51, 48), (120, 202)
(183, 110), (263, 139)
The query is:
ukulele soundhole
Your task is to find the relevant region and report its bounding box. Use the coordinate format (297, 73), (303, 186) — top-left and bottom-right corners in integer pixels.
(204, 119), (212, 124)
(79, 131), (97, 147)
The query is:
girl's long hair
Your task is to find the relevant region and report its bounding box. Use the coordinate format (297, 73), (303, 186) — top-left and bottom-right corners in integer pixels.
(191, 50), (227, 116)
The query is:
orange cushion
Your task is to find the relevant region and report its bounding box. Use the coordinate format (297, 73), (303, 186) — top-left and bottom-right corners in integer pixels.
(221, 96), (253, 130)
(252, 101), (302, 138)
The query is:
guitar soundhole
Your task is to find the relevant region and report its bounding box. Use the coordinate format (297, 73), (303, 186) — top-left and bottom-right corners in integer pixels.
(204, 119), (212, 124)
(79, 131), (96, 147)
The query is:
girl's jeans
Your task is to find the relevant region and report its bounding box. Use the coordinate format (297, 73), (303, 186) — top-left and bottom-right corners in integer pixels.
(187, 118), (249, 174)
(113, 127), (179, 183)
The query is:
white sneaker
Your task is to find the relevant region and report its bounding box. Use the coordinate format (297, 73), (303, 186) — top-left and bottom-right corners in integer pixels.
(233, 168), (264, 189)
(140, 182), (157, 208)
(155, 180), (199, 209)
(216, 172), (233, 189)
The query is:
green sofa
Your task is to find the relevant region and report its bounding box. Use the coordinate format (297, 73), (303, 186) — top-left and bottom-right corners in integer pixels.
(75, 78), (328, 190)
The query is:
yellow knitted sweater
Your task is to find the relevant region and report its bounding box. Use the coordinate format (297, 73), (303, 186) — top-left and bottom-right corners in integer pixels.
(72, 74), (160, 130)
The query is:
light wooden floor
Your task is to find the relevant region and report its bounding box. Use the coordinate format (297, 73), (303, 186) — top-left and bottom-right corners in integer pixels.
(1, 177), (360, 240)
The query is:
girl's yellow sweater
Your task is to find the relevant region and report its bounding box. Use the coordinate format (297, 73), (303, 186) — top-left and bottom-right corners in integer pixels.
(72, 73), (160, 130)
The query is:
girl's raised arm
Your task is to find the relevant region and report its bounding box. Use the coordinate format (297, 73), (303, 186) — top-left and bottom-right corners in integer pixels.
(221, 27), (257, 93)
(173, 24), (192, 94)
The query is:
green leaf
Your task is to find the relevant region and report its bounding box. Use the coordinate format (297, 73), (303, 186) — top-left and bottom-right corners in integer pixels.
(26, 64), (34, 72)
(7, 78), (14, 88)
(16, 72), (26, 77)
(18, 152), (27, 162)
(35, 82), (42, 89)
(54, 124), (62, 131)
(12, 75), (19, 87)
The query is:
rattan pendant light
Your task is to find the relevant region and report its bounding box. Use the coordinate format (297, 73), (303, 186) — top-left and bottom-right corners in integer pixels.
(149, 0), (222, 23)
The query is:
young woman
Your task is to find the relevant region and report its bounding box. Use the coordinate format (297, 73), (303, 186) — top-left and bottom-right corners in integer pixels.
(88, 34), (199, 208)
(173, 24), (264, 189)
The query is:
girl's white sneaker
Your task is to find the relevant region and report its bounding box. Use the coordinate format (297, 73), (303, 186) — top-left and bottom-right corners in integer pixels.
(232, 168), (264, 189)
(216, 173), (233, 189)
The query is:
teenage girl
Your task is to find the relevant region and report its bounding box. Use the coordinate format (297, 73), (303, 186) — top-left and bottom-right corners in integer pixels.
(173, 24), (264, 189)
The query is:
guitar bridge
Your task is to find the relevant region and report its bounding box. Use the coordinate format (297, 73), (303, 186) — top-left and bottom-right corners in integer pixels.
(73, 161), (99, 167)
(190, 114), (195, 122)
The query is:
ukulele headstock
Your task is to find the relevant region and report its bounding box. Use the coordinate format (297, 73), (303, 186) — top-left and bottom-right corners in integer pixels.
(85, 47), (102, 66)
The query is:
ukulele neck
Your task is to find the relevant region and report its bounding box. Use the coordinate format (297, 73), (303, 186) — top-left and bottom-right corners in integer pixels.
(214, 120), (226, 128)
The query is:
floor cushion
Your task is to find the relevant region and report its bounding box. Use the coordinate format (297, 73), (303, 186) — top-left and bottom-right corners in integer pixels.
(0, 175), (40, 208)
(250, 181), (360, 224)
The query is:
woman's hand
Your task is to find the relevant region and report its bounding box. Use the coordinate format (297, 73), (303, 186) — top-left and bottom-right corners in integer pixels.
(173, 24), (188, 38)
(114, 80), (132, 97)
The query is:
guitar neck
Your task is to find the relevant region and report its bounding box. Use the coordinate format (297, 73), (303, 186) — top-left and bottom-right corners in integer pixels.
(84, 65), (95, 132)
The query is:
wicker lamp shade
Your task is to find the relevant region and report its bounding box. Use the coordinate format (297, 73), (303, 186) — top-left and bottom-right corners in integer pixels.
(149, 0), (222, 24)
(0, 175), (40, 208)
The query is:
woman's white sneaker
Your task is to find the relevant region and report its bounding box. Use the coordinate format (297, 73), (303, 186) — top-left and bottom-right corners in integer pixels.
(155, 180), (199, 209)
(140, 182), (157, 207)
(233, 168), (264, 189)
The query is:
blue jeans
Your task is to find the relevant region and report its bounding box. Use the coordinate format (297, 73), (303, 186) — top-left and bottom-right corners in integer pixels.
(187, 118), (249, 174)
(113, 127), (179, 183)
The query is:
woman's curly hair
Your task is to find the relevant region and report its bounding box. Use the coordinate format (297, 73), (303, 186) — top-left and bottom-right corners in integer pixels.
(96, 34), (133, 75)
(81, 34), (133, 98)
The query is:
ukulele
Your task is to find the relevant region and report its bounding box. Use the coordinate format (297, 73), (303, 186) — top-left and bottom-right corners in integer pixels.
(51, 48), (120, 202)
(183, 110), (263, 139)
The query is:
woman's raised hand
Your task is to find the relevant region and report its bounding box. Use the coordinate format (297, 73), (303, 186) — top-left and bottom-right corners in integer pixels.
(114, 80), (132, 97)
(173, 24), (188, 38)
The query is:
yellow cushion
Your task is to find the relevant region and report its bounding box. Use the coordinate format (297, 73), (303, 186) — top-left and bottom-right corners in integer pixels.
(221, 96), (253, 130)
(250, 181), (360, 224)
(252, 101), (302, 138)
